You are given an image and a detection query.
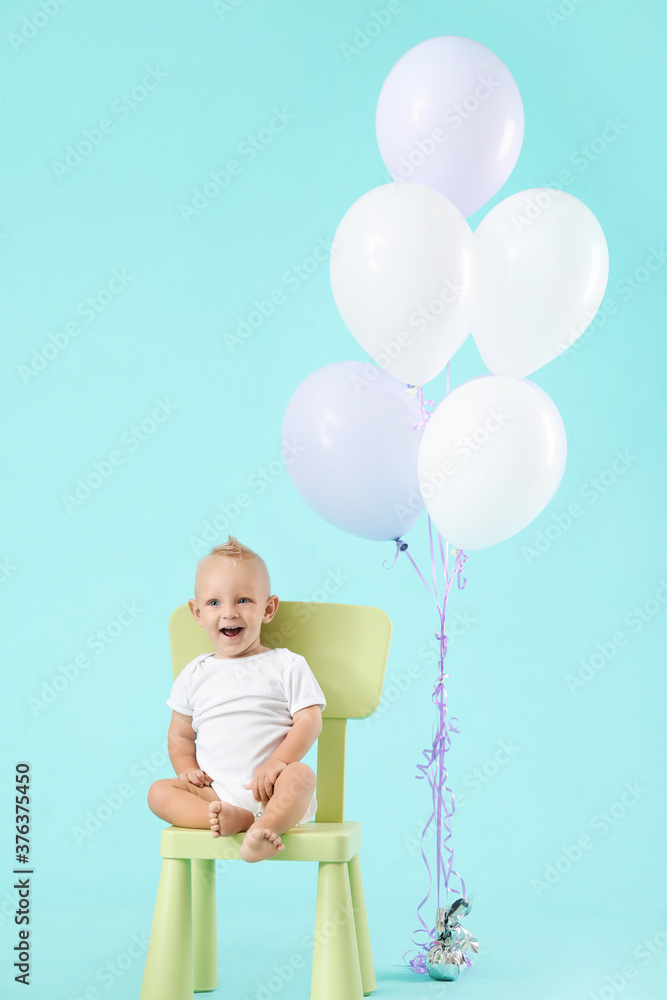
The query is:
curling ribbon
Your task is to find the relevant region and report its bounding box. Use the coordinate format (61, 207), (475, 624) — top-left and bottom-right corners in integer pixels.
(386, 363), (471, 974)
(406, 384), (436, 430)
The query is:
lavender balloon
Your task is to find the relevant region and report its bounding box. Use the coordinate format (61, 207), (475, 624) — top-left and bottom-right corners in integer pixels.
(282, 362), (425, 541)
(376, 36), (524, 217)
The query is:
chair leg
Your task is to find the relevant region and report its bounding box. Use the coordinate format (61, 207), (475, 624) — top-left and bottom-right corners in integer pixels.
(310, 861), (363, 1000)
(192, 859), (218, 993)
(347, 852), (376, 996)
(191, 858), (218, 993)
(140, 858), (193, 1000)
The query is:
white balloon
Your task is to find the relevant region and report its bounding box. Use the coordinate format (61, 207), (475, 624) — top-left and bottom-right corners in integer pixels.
(471, 189), (609, 377)
(329, 182), (479, 386)
(418, 375), (567, 550)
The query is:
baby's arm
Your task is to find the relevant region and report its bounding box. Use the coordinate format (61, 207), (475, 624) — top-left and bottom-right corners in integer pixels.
(246, 707), (322, 803)
(168, 710), (212, 787)
(269, 706), (323, 765)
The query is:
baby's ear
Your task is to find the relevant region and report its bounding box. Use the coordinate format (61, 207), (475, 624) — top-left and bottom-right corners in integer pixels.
(188, 598), (199, 619)
(264, 595), (279, 621)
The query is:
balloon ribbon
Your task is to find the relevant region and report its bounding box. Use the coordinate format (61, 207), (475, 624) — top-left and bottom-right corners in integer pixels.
(384, 365), (470, 973)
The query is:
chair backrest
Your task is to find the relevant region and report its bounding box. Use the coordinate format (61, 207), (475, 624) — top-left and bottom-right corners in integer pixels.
(167, 601), (392, 823)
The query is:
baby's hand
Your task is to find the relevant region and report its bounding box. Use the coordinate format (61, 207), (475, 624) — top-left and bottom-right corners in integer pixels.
(179, 769), (213, 788)
(245, 759), (287, 803)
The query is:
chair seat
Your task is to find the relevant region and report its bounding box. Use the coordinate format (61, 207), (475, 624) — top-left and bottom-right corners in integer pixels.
(160, 821), (361, 863)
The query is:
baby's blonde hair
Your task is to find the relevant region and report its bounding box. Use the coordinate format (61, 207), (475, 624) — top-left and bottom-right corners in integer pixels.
(197, 535), (271, 594)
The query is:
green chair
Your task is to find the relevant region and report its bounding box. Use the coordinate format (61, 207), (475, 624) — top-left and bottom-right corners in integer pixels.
(139, 600), (392, 1000)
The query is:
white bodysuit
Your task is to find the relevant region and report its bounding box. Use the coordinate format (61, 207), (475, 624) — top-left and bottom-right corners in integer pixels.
(166, 646), (326, 826)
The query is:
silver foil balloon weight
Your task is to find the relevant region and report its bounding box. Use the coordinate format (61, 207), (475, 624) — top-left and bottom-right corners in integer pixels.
(426, 895), (478, 981)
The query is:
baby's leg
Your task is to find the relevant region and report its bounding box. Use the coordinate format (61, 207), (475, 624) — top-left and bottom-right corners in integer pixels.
(147, 778), (255, 836)
(240, 763), (316, 863)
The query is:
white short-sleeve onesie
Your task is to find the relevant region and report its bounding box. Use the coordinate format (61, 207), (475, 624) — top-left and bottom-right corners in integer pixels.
(166, 647), (326, 825)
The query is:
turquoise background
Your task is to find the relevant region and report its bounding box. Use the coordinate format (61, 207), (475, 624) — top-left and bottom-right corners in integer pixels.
(1, 0), (666, 997)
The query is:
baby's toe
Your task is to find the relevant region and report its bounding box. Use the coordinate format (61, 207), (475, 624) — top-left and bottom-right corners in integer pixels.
(208, 801), (223, 838)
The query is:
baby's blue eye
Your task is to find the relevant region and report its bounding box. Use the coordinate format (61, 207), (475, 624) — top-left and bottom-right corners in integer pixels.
(207, 597), (250, 606)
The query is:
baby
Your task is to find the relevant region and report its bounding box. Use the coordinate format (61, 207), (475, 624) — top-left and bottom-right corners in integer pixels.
(147, 535), (326, 863)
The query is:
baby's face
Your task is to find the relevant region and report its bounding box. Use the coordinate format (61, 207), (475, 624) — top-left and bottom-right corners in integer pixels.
(188, 555), (278, 658)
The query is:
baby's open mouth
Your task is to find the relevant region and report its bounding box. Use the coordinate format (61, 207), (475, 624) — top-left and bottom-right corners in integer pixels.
(220, 626), (244, 638)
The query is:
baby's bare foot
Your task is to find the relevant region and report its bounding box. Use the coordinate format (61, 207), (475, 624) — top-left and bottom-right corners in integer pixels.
(208, 800), (239, 838)
(240, 824), (285, 863)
